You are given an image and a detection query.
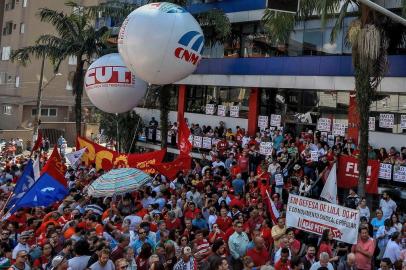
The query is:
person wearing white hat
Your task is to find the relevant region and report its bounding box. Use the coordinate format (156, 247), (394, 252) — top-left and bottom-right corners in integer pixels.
(173, 246), (197, 270)
(51, 255), (68, 270)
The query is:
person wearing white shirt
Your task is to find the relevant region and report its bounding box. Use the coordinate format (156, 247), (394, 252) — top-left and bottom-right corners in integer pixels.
(12, 234), (30, 260)
(310, 252), (334, 270)
(380, 192), (397, 221)
(383, 231), (401, 264)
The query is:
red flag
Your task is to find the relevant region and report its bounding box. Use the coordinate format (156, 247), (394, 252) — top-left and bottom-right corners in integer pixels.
(41, 145), (67, 187)
(31, 131), (43, 153)
(178, 118), (192, 155)
(151, 154), (191, 180)
(337, 155), (378, 194)
(265, 190), (280, 225)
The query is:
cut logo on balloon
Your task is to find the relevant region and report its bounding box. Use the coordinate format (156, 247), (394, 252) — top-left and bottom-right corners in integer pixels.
(174, 31), (204, 65)
(149, 2), (186, 13)
(85, 66), (134, 89)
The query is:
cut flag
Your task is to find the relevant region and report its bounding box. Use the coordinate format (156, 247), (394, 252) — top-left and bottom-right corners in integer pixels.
(6, 146), (68, 216)
(265, 190), (280, 225)
(320, 163), (338, 204)
(150, 154), (191, 180)
(178, 118), (192, 155)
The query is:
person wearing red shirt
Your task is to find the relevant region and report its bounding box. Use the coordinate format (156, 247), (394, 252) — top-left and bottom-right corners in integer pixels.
(274, 248), (290, 270)
(165, 211), (182, 231)
(208, 224), (226, 243)
(216, 137), (228, 157)
(247, 209), (264, 233)
(246, 236), (270, 267)
(238, 152), (249, 176)
(8, 209), (28, 233)
(317, 229), (339, 263)
(260, 219), (274, 248)
(216, 208), (232, 232)
(183, 202), (200, 220)
(57, 207), (72, 226)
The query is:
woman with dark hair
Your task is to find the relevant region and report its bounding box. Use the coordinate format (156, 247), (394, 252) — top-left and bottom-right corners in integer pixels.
(136, 243), (152, 270)
(317, 229), (339, 263)
(163, 242), (177, 270)
(210, 257), (229, 270)
(391, 213), (403, 232)
(33, 242), (54, 270)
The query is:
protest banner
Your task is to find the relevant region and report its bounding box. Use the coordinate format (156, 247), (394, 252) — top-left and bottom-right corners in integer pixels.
(230, 106), (240, 118)
(193, 136), (202, 148)
(393, 166), (406, 183)
(369, 117), (375, 131)
(258, 115), (269, 129)
(332, 123), (346, 136)
(401, 115), (406, 129)
(259, 142), (273, 156)
(379, 113), (394, 128)
(202, 137), (212, 149)
(310, 151), (319, 162)
(76, 137), (166, 173)
(270, 114), (282, 127)
(337, 156), (379, 193)
(217, 105), (226, 116)
(317, 118), (331, 132)
(286, 194), (360, 244)
(205, 104), (215, 115)
(379, 163), (392, 180)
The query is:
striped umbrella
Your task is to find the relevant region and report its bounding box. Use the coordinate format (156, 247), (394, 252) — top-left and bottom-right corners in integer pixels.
(87, 168), (151, 197)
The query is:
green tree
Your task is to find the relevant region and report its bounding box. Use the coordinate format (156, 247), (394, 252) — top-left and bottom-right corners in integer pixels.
(262, 1), (406, 197)
(99, 111), (144, 153)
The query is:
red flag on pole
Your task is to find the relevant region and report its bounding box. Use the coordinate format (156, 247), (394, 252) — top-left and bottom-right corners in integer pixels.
(31, 131), (43, 153)
(41, 145), (67, 187)
(265, 190), (280, 225)
(178, 118), (192, 154)
(151, 154), (191, 180)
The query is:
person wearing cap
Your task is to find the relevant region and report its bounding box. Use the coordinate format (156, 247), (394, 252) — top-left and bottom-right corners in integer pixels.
(9, 250), (29, 270)
(173, 246), (197, 270)
(50, 255), (68, 270)
(11, 232), (30, 260)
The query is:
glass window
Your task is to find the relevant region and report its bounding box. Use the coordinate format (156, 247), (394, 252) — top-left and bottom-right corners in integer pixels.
(303, 29), (323, 55)
(41, 108), (48, 116)
(2, 105), (12, 115)
(49, 108), (57, 116)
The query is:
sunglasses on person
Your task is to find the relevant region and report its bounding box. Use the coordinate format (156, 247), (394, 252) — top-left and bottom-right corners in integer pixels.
(120, 265), (129, 269)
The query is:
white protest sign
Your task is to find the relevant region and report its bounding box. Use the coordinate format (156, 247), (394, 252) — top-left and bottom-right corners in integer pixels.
(311, 151), (319, 162)
(258, 115), (269, 129)
(217, 105), (226, 117)
(379, 113), (394, 128)
(259, 142), (273, 156)
(211, 138), (220, 146)
(156, 130), (161, 141)
(148, 129), (153, 140)
(270, 114), (282, 127)
(369, 117), (375, 131)
(317, 118), (331, 132)
(393, 166), (406, 183)
(230, 106), (240, 118)
(332, 123), (346, 137)
(275, 173), (284, 186)
(379, 163), (392, 180)
(202, 137), (212, 149)
(286, 194), (360, 244)
(193, 136), (202, 148)
(205, 104), (215, 115)
(401, 115), (406, 129)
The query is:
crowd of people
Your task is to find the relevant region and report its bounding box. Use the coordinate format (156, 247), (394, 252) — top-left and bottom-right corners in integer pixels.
(0, 120), (405, 270)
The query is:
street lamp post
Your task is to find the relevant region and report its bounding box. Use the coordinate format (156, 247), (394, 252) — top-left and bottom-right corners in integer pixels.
(32, 54), (62, 141)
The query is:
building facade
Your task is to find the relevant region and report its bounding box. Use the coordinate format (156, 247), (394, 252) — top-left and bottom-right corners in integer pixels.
(133, 0), (406, 150)
(0, 0), (99, 144)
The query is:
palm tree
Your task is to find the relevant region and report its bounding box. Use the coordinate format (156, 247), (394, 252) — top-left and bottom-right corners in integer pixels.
(262, 1), (405, 197)
(10, 1), (135, 137)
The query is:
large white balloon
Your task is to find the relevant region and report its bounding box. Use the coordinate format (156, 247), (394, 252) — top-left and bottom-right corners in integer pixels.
(118, 2), (204, 85)
(84, 53), (148, 114)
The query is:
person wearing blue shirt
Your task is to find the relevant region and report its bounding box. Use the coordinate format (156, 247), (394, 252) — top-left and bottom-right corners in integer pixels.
(132, 228), (155, 256)
(192, 212), (208, 230)
(232, 173), (245, 196)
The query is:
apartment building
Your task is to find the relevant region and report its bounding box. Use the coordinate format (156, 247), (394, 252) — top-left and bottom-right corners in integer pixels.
(0, 0), (98, 144)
